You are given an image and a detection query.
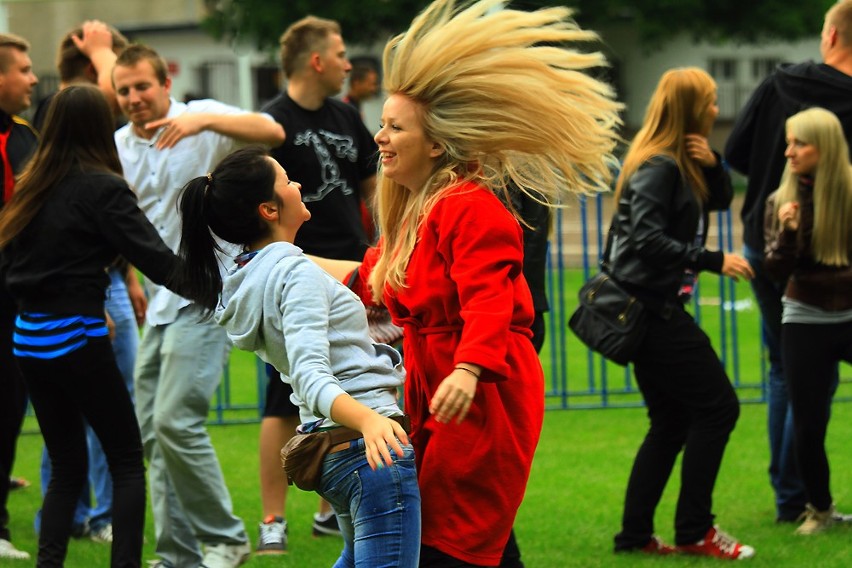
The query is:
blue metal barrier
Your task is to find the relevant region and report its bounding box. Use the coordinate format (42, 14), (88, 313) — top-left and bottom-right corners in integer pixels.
(20, 192), (829, 430)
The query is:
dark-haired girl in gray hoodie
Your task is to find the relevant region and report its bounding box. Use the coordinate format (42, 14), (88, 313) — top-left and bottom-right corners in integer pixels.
(173, 146), (420, 567)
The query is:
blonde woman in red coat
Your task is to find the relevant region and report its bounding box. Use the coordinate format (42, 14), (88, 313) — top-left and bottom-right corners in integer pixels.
(318, 1), (621, 565)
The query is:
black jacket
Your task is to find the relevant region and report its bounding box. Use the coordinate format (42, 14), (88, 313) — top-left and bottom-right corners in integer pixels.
(510, 189), (551, 314)
(0, 110), (37, 207)
(764, 177), (852, 312)
(607, 155), (731, 310)
(725, 61), (852, 253)
(3, 170), (180, 317)
(0, 110), (38, 318)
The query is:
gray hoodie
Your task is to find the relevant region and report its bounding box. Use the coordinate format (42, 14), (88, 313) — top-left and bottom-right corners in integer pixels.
(216, 242), (404, 425)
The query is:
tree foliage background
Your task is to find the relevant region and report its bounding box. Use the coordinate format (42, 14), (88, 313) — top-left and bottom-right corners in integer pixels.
(202, 0), (835, 54)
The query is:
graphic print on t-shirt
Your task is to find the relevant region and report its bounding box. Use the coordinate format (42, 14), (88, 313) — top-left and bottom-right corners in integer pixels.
(294, 129), (358, 202)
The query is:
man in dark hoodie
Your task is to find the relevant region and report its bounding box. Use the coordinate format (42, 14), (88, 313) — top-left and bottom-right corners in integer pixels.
(724, 0), (852, 524)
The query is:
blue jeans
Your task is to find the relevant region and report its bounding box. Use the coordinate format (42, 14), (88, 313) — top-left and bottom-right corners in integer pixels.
(318, 438), (420, 568)
(35, 268), (138, 533)
(135, 305), (246, 568)
(743, 245), (806, 519)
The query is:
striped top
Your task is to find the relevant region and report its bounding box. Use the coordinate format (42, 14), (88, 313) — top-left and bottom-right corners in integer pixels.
(13, 312), (108, 360)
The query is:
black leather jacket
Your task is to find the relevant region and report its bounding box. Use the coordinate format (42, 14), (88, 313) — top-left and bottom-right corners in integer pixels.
(607, 154), (732, 310)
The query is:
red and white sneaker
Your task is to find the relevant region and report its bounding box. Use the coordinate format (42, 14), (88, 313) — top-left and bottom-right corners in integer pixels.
(677, 526), (755, 560)
(640, 535), (677, 555)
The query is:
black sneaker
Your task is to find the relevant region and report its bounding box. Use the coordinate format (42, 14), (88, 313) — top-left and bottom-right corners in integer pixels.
(257, 515), (287, 555)
(312, 512), (341, 537)
(70, 520), (90, 539)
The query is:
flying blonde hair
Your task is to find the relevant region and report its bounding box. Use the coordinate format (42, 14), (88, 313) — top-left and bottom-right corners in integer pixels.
(370, 0), (622, 297)
(615, 67), (718, 203)
(774, 107), (852, 267)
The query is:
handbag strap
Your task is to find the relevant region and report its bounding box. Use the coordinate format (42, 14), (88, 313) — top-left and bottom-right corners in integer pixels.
(601, 205), (619, 275)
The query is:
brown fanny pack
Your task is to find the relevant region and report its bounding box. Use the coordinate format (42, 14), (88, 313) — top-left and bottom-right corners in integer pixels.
(280, 414), (411, 491)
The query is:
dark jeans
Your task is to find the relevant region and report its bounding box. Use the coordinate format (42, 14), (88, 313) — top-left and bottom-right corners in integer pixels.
(614, 306), (740, 549)
(743, 245), (807, 519)
(19, 337), (145, 568)
(0, 314), (28, 543)
(783, 321), (852, 511)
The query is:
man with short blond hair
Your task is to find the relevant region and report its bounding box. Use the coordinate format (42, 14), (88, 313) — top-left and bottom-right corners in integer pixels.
(113, 43), (284, 568)
(0, 31), (38, 563)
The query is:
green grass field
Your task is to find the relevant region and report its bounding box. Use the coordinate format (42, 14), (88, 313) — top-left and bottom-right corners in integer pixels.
(9, 402), (852, 567)
(6, 269), (852, 566)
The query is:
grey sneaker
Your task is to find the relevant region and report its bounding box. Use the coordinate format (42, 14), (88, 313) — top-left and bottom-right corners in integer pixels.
(201, 542), (251, 568)
(257, 516), (287, 555)
(796, 504), (835, 535)
(90, 523), (113, 544)
(0, 538), (30, 560)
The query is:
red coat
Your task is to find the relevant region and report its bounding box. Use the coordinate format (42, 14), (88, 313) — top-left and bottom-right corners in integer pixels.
(355, 182), (544, 565)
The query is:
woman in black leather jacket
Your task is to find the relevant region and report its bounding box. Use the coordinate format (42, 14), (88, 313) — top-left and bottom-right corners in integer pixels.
(610, 68), (756, 560)
(764, 107), (852, 535)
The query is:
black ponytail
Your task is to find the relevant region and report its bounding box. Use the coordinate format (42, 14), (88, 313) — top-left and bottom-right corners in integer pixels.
(174, 175), (222, 311)
(173, 146), (278, 311)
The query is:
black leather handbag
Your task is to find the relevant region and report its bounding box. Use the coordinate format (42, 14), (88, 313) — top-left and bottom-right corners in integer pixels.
(568, 271), (647, 366)
(568, 208), (648, 366)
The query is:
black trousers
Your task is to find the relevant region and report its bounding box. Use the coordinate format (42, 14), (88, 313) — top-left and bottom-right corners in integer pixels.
(0, 313), (27, 543)
(420, 530), (523, 567)
(19, 337), (145, 568)
(783, 320), (852, 511)
(614, 306), (740, 549)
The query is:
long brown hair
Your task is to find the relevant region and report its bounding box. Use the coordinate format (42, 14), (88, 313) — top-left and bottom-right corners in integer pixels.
(615, 67), (717, 203)
(0, 84), (123, 248)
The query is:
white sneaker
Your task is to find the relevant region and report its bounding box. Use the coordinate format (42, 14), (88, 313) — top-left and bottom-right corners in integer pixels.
(0, 538), (31, 560)
(201, 542), (251, 568)
(90, 523), (113, 544)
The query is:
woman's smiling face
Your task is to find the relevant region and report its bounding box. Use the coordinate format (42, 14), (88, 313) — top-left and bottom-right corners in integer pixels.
(374, 93), (443, 191)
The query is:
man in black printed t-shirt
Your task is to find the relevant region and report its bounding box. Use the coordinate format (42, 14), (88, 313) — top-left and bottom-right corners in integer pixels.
(262, 16), (377, 262)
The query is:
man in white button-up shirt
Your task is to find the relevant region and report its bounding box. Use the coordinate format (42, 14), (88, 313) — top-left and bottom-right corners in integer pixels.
(113, 44), (284, 568)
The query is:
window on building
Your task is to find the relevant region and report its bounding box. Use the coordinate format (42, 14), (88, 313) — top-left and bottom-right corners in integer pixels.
(752, 58), (781, 80)
(710, 58), (738, 81)
(709, 59), (738, 120)
(198, 60), (238, 105)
